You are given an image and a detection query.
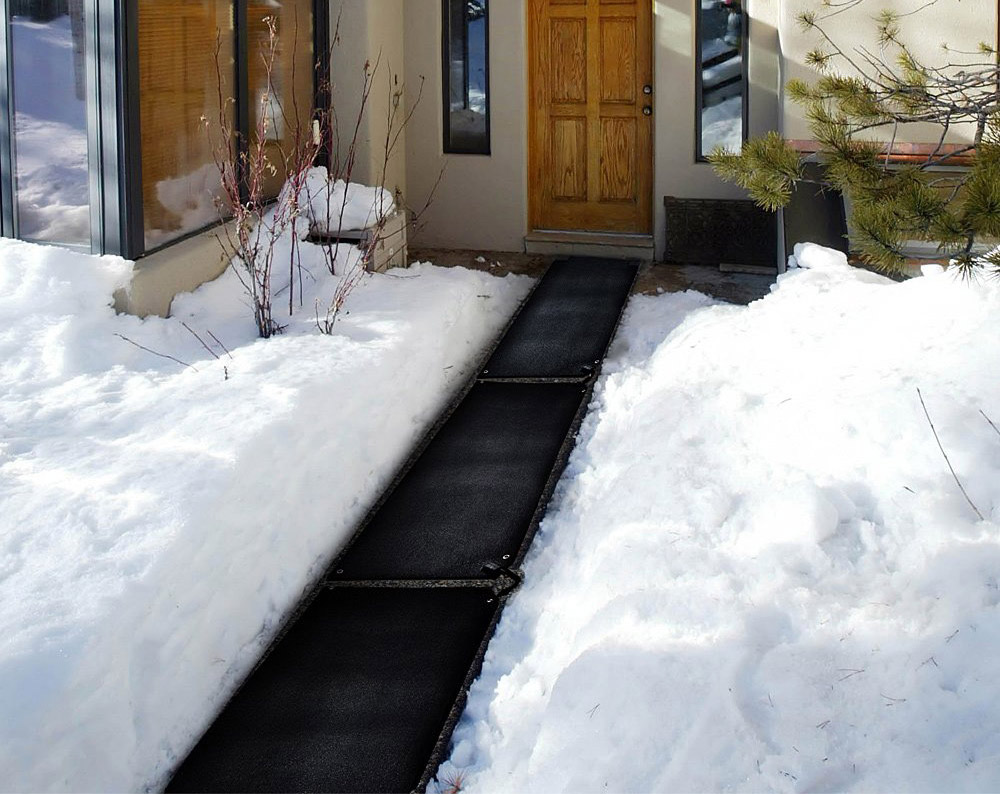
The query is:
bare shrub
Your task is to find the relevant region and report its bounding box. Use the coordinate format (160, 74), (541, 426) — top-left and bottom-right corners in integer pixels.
(207, 12), (439, 338)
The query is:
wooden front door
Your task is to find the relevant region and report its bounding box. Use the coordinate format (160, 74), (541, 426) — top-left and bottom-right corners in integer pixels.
(528, 0), (653, 234)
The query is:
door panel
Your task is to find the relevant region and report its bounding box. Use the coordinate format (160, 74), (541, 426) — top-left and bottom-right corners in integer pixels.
(529, 0), (652, 234)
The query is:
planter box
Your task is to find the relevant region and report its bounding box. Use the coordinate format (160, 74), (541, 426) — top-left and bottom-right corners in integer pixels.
(308, 210), (409, 273)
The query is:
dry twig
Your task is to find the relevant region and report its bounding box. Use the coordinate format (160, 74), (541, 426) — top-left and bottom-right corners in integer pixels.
(917, 388), (984, 521)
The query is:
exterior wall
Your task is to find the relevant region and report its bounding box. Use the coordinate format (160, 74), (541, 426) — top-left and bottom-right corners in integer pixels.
(403, 0), (529, 252)
(400, 0), (781, 259)
(329, 0), (407, 198)
(779, 0), (997, 145)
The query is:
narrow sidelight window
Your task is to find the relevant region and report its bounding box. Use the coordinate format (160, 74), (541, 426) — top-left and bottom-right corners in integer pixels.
(443, 0), (490, 154)
(695, 0), (748, 160)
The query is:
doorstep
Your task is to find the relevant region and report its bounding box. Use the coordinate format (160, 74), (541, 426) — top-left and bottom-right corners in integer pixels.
(524, 230), (655, 262)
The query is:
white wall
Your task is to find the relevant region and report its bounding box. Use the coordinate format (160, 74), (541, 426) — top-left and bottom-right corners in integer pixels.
(779, 0), (996, 145)
(403, 0), (529, 252)
(329, 0), (407, 198)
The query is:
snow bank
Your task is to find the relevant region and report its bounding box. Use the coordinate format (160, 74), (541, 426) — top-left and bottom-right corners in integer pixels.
(0, 237), (531, 792)
(437, 250), (1000, 792)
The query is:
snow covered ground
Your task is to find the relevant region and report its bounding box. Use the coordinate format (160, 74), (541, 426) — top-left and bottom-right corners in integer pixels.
(436, 244), (1000, 792)
(0, 237), (531, 792)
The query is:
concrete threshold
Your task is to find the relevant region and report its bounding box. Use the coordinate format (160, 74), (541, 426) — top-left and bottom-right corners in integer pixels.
(525, 230), (655, 262)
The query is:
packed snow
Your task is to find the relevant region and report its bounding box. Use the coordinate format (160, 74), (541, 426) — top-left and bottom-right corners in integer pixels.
(296, 167), (396, 233)
(435, 243), (1000, 792)
(0, 236), (531, 792)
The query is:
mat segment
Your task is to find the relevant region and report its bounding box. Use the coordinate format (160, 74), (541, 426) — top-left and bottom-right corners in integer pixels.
(167, 587), (497, 794)
(330, 381), (586, 581)
(480, 257), (638, 379)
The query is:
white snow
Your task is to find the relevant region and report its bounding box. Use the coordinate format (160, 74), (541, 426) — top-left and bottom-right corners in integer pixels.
(0, 235), (531, 792)
(297, 167), (396, 233)
(435, 243), (1000, 792)
(702, 94), (743, 154)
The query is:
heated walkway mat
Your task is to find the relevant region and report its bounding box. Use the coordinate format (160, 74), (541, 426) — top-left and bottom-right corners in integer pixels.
(480, 257), (638, 380)
(167, 587), (498, 794)
(329, 380), (587, 581)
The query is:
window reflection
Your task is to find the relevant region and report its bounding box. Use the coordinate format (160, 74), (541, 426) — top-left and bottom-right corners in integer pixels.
(247, 0), (315, 199)
(138, 0), (234, 249)
(444, 0), (489, 154)
(10, 0), (92, 246)
(698, 0), (746, 157)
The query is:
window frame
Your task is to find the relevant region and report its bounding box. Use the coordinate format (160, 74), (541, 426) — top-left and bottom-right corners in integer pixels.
(694, 0), (750, 163)
(441, 0), (491, 156)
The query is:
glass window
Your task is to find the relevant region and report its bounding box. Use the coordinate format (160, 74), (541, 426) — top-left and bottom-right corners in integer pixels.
(138, 0), (235, 249)
(247, 0), (315, 199)
(9, 0), (92, 246)
(443, 0), (489, 155)
(696, 0), (747, 159)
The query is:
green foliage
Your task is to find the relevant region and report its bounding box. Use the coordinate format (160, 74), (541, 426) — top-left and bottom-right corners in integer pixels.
(710, 1), (1000, 275)
(708, 132), (802, 211)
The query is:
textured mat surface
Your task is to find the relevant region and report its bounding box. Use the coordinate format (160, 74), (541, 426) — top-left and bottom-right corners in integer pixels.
(330, 381), (586, 581)
(167, 587), (497, 794)
(481, 257), (638, 379)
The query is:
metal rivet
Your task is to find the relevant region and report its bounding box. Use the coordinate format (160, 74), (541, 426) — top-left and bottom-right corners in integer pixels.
(502, 554), (511, 560)
(336, 569), (343, 574)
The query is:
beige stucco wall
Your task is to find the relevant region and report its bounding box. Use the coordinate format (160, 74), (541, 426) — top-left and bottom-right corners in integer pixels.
(402, 0), (529, 252)
(780, 0), (997, 144)
(329, 0), (407, 198)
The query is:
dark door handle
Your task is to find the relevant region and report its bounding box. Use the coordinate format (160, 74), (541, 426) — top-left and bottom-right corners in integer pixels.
(643, 84), (653, 95)
(642, 106), (652, 116)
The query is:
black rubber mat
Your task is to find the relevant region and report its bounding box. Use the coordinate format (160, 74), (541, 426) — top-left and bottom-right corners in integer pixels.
(329, 381), (586, 581)
(167, 587), (497, 794)
(480, 257), (638, 379)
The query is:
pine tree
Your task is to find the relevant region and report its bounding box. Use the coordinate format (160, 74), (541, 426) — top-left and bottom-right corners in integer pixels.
(710, 1), (1000, 274)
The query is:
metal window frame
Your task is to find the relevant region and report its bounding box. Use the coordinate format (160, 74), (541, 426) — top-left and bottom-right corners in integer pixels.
(442, 0), (491, 156)
(694, 0), (750, 163)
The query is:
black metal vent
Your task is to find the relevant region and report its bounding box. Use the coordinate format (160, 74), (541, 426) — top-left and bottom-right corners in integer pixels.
(663, 196), (777, 268)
